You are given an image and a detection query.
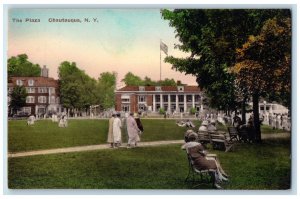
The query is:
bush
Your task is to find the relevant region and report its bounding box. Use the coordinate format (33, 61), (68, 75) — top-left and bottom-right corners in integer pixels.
(190, 107), (196, 115)
(159, 108), (165, 115)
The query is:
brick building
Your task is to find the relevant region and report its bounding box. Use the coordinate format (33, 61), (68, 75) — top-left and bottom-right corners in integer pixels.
(8, 66), (62, 116)
(115, 85), (203, 113)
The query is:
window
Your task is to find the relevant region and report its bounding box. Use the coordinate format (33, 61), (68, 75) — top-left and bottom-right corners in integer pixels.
(49, 87), (55, 94)
(122, 98), (130, 103)
(155, 95), (160, 102)
(16, 79), (23, 86)
(177, 86), (184, 91)
(56, 97), (60, 104)
(26, 96), (35, 103)
(170, 95), (176, 102)
(178, 95), (184, 102)
(38, 87), (48, 93)
(121, 95), (130, 103)
(138, 96), (145, 102)
(163, 95), (168, 103)
(26, 87), (35, 93)
(50, 96), (55, 104)
(139, 86), (145, 91)
(155, 86), (161, 91)
(28, 79), (34, 86)
(187, 95), (192, 102)
(38, 96), (47, 103)
(122, 105), (130, 112)
(23, 107), (31, 114)
(195, 95), (201, 102)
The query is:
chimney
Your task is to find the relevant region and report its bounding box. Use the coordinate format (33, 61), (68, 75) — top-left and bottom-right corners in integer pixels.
(41, 65), (49, 77)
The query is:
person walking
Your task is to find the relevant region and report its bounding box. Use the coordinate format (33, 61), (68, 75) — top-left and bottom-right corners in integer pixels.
(135, 112), (144, 133)
(127, 112), (141, 148)
(113, 113), (122, 148)
(107, 113), (115, 148)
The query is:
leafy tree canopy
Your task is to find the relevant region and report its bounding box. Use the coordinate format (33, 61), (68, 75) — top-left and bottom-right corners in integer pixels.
(122, 72), (180, 86)
(9, 86), (28, 114)
(8, 54), (41, 77)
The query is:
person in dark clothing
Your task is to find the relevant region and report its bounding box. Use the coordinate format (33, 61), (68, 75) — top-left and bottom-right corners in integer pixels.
(134, 112), (144, 133)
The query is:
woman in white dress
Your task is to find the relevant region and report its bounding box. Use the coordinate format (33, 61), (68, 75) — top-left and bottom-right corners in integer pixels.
(113, 113), (122, 147)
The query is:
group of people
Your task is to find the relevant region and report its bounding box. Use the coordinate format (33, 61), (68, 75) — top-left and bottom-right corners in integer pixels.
(176, 119), (195, 128)
(182, 129), (229, 189)
(26, 112), (68, 128)
(268, 113), (290, 131)
(107, 112), (144, 148)
(198, 119), (217, 132)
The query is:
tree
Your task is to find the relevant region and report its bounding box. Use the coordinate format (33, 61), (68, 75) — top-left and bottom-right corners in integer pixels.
(58, 61), (98, 114)
(230, 17), (291, 142)
(144, 76), (157, 86)
(161, 9), (290, 112)
(122, 72), (179, 86)
(9, 86), (27, 114)
(96, 72), (117, 110)
(8, 54), (41, 77)
(122, 72), (143, 86)
(159, 78), (177, 86)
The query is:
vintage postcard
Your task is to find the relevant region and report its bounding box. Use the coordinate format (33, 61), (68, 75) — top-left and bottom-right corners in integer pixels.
(6, 6), (292, 192)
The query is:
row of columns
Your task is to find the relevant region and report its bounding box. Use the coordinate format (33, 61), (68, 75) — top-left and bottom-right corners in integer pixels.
(152, 94), (196, 113)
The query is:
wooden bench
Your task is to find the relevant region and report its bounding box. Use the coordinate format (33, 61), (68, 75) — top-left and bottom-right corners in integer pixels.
(209, 131), (234, 152)
(197, 130), (211, 145)
(227, 127), (239, 142)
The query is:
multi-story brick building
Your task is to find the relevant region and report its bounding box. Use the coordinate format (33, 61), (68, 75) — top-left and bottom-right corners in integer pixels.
(115, 85), (203, 113)
(8, 66), (62, 116)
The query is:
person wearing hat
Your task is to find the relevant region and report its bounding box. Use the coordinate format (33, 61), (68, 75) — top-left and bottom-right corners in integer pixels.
(207, 120), (217, 131)
(199, 120), (209, 131)
(113, 113), (122, 148)
(107, 113), (116, 148)
(181, 133), (229, 189)
(184, 129), (196, 143)
(127, 112), (141, 148)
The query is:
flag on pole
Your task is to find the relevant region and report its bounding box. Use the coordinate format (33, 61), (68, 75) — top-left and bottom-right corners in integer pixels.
(160, 41), (168, 55)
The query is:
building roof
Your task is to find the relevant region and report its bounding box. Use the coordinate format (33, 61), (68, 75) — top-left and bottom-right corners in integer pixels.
(8, 76), (59, 87)
(117, 85), (201, 92)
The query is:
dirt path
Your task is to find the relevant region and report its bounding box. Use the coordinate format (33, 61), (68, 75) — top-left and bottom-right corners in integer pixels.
(7, 140), (184, 158)
(8, 133), (290, 158)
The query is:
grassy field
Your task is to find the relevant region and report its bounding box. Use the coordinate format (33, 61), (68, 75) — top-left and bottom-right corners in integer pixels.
(8, 138), (291, 189)
(8, 119), (201, 152)
(7, 119), (291, 189)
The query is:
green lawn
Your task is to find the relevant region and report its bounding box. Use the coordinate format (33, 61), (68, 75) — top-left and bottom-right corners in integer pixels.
(8, 119), (201, 152)
(8, 138), (291, 189)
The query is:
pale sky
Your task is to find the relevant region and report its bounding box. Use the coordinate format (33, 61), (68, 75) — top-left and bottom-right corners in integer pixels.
(8, 9), (197, 88)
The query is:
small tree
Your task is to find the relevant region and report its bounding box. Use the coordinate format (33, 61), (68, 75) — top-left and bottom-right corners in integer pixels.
(10, 86), (27, 114)
(159, 108), (166, 115)
(190, 107), (196, 115)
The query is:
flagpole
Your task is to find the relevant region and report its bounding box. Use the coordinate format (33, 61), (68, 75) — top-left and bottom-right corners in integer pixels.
(160, 39), (161, 82)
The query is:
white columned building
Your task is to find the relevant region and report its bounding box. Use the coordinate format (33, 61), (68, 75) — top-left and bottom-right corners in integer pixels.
(115, 85), (202, 114)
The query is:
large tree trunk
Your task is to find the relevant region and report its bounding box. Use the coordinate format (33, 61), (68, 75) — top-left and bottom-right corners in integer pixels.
(241, 97), (247, 125)
(252, 93), (261, 143)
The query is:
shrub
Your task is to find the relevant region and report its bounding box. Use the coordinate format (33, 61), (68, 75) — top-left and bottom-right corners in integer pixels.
(159, 108), (165, 115)
(190, 107), (196, 115)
